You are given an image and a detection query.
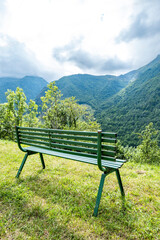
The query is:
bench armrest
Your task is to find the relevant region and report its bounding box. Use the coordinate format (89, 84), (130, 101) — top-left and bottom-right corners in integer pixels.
(97, 130), (107, 172)
(15, 126), (27, 152)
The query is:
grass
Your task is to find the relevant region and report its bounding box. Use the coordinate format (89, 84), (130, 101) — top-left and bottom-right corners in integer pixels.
(0, 139), (160, 240)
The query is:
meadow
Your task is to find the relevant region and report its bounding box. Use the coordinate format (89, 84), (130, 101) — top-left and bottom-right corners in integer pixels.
(0, 140), (160, 239)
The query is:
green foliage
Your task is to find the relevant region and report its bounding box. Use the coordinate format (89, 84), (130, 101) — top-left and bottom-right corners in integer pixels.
(0, 103), (14, 139)
(35, 55), (160, 147)
(98, 61), (160, 146)
(24, 100), (40, 127)
(117, 123), (160, 165)
(0, 87), (40, 139)
(0, 83), (100, 140)
(41, 82), (100, 131)
(36, 73), (131, 110)
(5, 87), (27, 126)
(132, 123), (160, 164)
(41, 82), (63, 129)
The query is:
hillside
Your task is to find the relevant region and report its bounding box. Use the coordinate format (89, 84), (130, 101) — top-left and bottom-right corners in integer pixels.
(0, 76), (47, 103)
(35, 72), (133, 108)
(97, 55), (160, 145)
(1, 55), (160, 146)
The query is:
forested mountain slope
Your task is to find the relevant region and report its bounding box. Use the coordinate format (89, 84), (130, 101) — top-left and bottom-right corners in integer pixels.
(1, 55), (160, 146)
(0, 76), (47, 103)
(97, 55), (160, 145)
(35, 72), (134, 108)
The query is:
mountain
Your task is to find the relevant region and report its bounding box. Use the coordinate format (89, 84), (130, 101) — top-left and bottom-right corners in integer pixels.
(97, 55), (160, 146)
(1, 55), (160, 146)
(0, 76), (47, 103)
(35, 72), (134, 108)
(35, 55), (160, 146)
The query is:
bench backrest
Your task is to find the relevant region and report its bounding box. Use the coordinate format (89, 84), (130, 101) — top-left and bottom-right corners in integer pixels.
(15, 126), (117, 163)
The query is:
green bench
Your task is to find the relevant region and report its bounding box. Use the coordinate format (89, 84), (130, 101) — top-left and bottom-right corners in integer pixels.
(15, 126), (126, 216)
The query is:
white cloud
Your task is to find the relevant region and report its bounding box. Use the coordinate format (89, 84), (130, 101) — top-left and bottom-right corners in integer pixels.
(0, 34), (54, 79)
(0, 0), (160, 80)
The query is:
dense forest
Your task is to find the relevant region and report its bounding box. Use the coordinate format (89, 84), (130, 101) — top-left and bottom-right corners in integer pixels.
(0, 83), (160, 165)
(35, 55), (160, 146)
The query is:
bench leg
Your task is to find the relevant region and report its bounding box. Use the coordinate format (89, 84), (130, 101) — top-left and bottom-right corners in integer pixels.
(93, 173), (107, 217)
(116, 169), (125, 197)
(39, 153), (45, 169)
(16, 152), (29, 178)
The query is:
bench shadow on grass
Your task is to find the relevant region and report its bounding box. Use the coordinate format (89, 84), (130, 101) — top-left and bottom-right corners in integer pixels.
(14, 172), (135, 238)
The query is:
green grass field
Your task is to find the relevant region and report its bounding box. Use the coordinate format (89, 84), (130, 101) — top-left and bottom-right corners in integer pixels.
(0, 140), (160, 239)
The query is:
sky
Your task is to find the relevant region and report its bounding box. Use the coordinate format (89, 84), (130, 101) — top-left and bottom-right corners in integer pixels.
(0, 0), (160, 81)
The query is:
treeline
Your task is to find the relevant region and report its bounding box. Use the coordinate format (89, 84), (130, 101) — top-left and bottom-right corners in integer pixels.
(0, 82), (100, 139)
(0, 82), (159, 165)
(117, 122), (160, 165)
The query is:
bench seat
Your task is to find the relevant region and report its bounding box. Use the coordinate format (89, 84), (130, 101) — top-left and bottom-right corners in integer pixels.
(24, 146), (126, 169)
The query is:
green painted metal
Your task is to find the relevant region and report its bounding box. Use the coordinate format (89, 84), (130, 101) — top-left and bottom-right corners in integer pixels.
(102, 150), (115, 157)
(50, 138), (97, 148)
(102, 145), (116, 151)
(116, 169), (125, 197)
(93, 169), (117, 216)
(20, 134), (50, 141)
(15, 126), (27, 152)
(50, 134), (98, 142)
(39, 153), (45, 169)
(93, 173), (106, 217)
(15, 126), (126, 217)
(19, 126), (98, 136)
(16, 152), (29, 178)
(50, 142), (97, 153)
(102, 138), (117, 144)
(102, 132), (117, 138)
(97, 130), (107, 172)
(20, 138), (50, 147)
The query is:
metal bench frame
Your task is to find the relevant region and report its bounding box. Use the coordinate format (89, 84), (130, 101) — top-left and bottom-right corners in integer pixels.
(15, 126), (126, 216)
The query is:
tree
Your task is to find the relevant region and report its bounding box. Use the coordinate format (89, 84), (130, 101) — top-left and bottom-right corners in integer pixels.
(41, 82), (62, 128)
(136, 122), (160, 164)
(0, 87), (40, 139)
(41, 82), (100, 131)
(5, 87), (27, 126)
(24, 100), (40, 127)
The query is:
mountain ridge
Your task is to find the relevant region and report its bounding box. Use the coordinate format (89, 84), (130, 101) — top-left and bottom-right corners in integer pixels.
(1, 55), (160, 146)
(0, 76), (48, 103)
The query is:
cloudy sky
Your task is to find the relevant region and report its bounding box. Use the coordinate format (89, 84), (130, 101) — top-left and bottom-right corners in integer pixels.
(0, 0), (160, 81)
